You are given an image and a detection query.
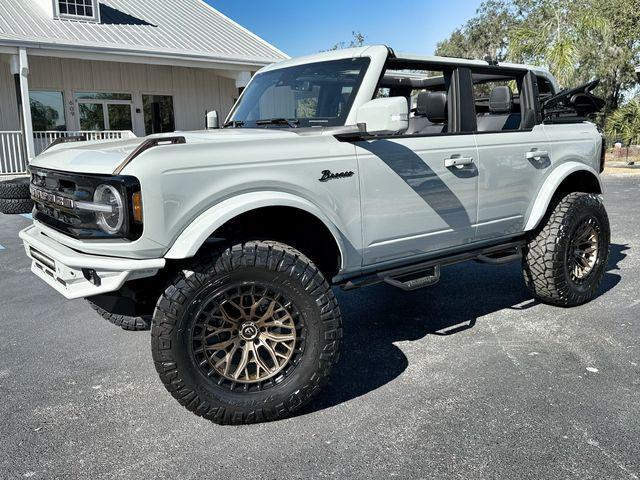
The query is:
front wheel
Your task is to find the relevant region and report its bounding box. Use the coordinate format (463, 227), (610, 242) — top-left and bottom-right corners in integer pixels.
(522, 192), (610, 306)
(151, 241), (342, 425)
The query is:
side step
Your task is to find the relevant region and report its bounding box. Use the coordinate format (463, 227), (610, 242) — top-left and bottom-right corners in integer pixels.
(476, 246), (522, 265)
(341, 240), (526, 291)
(383, 265), (441, 291)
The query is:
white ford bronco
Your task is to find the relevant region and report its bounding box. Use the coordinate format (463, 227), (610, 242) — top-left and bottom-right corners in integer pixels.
(20, 46), (609, 425)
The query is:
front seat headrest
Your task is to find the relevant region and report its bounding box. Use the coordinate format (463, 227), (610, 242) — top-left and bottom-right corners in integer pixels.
(415, 91), (430, 116)
(489, 86), (513, 114)
(425, 92), (447, 123)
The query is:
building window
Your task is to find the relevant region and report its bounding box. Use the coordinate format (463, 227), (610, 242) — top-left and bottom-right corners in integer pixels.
(30, 91), (67, 131)
(76, 92), (132, 101)
(143, 95), (175, 134)
(56, 0), (99, 21)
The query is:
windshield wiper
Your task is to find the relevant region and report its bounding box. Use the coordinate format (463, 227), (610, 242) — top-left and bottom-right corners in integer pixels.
(223, 120), (245, 128)
(255, 118), (300, 128)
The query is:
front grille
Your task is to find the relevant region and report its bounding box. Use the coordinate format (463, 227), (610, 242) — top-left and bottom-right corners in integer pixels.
(29, 167), (142, 240)
(31, 168), (105, 238)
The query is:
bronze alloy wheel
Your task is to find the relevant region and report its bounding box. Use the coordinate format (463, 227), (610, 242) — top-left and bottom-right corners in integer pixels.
(152, 240), (342, 425)
(522, 193), (610, 307)
(189, 283), (306, 391)
(567, 217), (600, 284)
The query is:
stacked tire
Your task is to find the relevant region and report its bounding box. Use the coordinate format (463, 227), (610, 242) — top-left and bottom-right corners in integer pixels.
(0, 177), (33, 214)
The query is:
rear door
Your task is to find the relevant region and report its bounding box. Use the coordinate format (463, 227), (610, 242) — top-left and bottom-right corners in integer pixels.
(471, 69), (551, 241)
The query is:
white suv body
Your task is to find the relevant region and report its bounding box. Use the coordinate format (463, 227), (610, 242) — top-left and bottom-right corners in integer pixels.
(19, 46), (609, 424)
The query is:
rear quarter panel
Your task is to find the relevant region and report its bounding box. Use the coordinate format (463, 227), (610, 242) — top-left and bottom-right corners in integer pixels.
(543, 123), (600, 174)
(523, 122), (602, 231)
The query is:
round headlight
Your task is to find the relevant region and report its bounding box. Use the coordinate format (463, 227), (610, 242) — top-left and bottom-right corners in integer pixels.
(93, 184), (124, 234)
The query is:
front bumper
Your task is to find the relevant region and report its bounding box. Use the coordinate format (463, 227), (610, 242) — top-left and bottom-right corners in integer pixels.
(19, 225), (165, 300)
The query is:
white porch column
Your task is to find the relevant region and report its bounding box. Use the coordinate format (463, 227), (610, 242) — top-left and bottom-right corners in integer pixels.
(235, 71), (252, 89)
(10, 48), (35, 161)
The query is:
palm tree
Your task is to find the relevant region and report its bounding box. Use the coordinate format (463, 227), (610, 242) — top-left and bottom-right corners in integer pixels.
(507, 0), (610, 88)
(605, 98), (640, 158)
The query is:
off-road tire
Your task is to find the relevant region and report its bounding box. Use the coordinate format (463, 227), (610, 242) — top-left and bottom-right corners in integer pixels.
(151, 240), (342, 425)
(0, 197), (33, 214)
(86, 299), (152, 331)
(0, 177), (30, 199)
(522, 192), (610, 306)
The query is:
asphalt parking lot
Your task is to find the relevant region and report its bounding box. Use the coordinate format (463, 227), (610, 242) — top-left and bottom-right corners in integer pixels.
(1, 175), (638, 480)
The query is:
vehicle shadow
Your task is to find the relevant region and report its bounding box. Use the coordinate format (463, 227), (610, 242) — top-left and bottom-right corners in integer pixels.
(303, 243), (627, 415)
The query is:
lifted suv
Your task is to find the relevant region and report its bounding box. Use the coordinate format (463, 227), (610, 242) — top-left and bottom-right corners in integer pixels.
(21, 46), (609, 425)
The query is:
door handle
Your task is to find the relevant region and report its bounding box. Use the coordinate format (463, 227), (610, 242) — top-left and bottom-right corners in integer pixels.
(525, 150), (549, 160)
(444, 156), (474, 168)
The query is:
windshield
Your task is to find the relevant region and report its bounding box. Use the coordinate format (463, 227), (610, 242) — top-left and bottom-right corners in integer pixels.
(228, 58), (371, 128)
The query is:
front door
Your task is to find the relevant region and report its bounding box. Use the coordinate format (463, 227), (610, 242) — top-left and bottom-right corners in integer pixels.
(356, 134), (479, 266)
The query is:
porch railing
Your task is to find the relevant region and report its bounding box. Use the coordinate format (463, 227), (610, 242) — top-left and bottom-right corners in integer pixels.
(33, 130), (137, 156)
(0, 130), (137, 175)
(0, 131), (27, 174)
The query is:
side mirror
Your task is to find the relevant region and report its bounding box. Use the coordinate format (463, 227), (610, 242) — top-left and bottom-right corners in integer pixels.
(206, 110), (220, 129)
(356, 97), (409, 136)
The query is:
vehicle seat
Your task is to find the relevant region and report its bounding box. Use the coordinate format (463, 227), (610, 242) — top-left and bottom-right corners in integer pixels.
(476, 86), (521, 132)
(406, 91), (447, 135)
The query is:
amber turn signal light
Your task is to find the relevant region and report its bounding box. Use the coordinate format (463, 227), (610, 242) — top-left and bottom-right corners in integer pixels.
(132, 191), (143, 223)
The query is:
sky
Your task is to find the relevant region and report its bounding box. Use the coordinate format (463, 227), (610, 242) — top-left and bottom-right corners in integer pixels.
(206, 0), (484, 58)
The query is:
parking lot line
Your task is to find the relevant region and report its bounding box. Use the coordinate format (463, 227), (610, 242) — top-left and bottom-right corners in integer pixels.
(0, 244), (4, 250)
(20, 213), (32, 220)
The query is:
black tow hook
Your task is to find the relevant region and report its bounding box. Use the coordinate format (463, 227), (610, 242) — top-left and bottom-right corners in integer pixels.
(82, 268), (101, 287)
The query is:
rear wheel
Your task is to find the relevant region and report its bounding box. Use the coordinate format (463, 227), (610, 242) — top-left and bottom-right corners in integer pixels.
(522, 192), (610, 306)
(151, 241), (342, 425)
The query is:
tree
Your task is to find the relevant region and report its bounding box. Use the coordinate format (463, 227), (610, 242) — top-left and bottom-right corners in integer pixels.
(508, 0), (611, 88)
(30, 100), (59, 131)
(436, 0), (640, 116)
(606, 97), (640, 146)
(326, 31), (366, 51)
(436, 0), (516, 61)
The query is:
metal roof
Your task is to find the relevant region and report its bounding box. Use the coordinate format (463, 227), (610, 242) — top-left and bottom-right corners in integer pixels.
(0, 0), (288, 67)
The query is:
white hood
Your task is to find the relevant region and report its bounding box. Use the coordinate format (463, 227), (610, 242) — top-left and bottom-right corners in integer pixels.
(29, 129), (301, 175)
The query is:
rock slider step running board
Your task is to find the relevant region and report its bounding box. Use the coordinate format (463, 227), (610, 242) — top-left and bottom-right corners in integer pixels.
(383, 265), (441, 291)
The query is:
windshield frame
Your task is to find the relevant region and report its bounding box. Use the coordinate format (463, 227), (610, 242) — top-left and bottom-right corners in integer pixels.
(226, 57), (372, 129)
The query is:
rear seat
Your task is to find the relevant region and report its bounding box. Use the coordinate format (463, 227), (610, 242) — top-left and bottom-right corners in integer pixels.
(406, 91), (447, 135)
(476, 86), (521, 132)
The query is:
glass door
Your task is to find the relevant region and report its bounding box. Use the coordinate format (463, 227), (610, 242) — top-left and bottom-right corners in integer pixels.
(78, 103), (105, 130)
(76, 92), (133, 131)
(107, 104), (133, 131)
(142, 95), (175, 134)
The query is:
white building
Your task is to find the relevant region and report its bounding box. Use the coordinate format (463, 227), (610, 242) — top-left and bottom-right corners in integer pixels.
(0, 0), (288, 174)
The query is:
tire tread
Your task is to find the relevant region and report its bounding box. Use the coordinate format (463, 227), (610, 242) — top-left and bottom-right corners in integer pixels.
(151, 240), (342, 425)
(522, 192), (610, 306)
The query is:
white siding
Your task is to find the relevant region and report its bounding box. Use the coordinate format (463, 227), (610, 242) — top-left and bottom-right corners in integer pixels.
(0, 56), (19, 130)
(29, 56), (239, 135)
